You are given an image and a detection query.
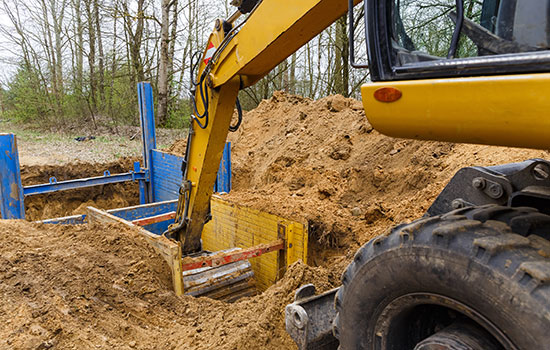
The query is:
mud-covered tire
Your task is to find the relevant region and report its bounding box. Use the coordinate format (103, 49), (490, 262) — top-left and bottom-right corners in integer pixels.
(333, 205), (550, 349)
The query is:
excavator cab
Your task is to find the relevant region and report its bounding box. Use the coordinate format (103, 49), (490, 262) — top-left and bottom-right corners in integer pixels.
(367, 0), (550, 81)
(361, 0), (550, 150)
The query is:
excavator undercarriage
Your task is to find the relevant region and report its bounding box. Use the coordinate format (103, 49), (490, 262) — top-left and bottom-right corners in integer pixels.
(286, 159), (550, 349)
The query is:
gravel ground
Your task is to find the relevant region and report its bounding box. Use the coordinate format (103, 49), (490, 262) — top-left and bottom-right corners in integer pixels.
(1, 120), (186, 166)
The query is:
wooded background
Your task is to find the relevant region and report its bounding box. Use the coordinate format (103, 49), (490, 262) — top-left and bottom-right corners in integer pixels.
(0, 0), (369, 129)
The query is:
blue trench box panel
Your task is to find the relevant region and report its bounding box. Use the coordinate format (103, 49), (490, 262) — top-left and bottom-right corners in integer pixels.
(38, 200), (178, 232)
(36, 142), (231, 233)
(0, 134), (25, 219)
(150, 143), (232, 202)
(137, 82), (157, 203)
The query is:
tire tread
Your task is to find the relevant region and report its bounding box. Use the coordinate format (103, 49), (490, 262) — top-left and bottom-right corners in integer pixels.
(334, 204), (550, 346)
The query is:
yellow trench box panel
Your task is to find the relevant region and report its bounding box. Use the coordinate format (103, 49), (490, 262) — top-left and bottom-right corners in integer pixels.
(201, 195), (308, 291)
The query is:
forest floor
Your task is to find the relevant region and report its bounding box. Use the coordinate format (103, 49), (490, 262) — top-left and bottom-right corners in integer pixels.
(1, 92), (549, 349)
(1, 119), (183, 165)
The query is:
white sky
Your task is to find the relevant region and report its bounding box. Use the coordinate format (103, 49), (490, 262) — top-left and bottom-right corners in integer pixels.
(0, 10), (17, 83)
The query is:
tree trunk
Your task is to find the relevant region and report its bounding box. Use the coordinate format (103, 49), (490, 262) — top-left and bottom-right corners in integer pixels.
(157, 0), (171, 126)
(123, 0), (145, 85)
(335, 15), (349, 96)
(51, 0), (65, 95)
(94, 0), (105, 108)
(108, 1), (118, 126)
(289, 53), (296, 94)
(85, 0), (97, 116)
(167, 0), (178, 105)
(73, 0), (84, 102)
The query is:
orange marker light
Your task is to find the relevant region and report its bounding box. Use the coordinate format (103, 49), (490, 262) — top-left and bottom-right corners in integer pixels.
(374, 87), (402, 103)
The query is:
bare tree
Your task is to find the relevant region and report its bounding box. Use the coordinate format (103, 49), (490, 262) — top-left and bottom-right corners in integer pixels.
(157, 0), (171, 125)
(334, 15), (349, 96)
(121, 0), (145, 85)
(84, 0), (97, 116)
(94, 0), (105, 107)
(73, 0), (84, 102)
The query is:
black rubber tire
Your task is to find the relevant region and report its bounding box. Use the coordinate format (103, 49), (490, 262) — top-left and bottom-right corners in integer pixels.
(333, 204), (550, 349)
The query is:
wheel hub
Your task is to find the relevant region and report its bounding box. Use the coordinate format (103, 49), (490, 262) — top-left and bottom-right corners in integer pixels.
(374, 293), (512, 349)
(414, 321), (501, 350)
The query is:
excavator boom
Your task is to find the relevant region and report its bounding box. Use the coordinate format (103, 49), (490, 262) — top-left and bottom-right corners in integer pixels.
(171, 0), (360, 254)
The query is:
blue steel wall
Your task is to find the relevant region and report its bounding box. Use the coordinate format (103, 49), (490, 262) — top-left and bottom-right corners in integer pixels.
(0, 134), (25, 219)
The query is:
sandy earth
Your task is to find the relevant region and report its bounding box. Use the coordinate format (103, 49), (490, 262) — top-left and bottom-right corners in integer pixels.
(168, 91), (549, 270)
(0, 220), (334, 350)
(2, 91), (549, 349)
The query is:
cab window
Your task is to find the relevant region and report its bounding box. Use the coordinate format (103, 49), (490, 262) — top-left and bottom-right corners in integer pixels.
(388, 0), (550, 77)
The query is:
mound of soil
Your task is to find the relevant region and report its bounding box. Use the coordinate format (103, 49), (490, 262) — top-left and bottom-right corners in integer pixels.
(3, 91), (549, 350)
(169, 91), (549, 270)
(0, 220), (335, 349)
(20, 159), (140, 221)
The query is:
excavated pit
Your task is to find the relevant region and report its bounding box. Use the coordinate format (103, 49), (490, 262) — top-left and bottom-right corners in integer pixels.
(19, 159), (140, 221)
(0, 220), (335, 349)
(2, 91), (550, 349)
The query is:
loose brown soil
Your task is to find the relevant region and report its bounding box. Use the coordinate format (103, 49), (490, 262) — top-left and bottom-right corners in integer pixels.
(0, 220), (334, 350)
(2, 91), (549, 349)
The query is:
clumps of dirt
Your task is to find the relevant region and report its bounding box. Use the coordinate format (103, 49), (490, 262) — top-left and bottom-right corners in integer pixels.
(173, 260), (337, 350)
(171, 91), (549, 270)
(0, 220), (172, 349)
(165, 138), (187, 156)
(20, 159), (140, 220)
(0, 219), (334, 349)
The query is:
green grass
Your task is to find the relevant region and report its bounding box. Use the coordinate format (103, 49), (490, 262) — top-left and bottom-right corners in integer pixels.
(7, 128), (61, 143)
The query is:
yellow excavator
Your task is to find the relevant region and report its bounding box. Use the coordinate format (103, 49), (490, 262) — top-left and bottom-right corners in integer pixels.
(166, 0), (550, 348)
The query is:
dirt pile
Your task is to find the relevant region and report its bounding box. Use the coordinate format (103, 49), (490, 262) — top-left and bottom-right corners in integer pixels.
(4, 91), (548, 350)
(20, 159), (140, 221)
(0, 219), (335, 349)
(169, 91), (549, 270)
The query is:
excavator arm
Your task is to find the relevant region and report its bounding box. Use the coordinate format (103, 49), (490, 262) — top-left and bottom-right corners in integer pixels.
(168, 0), (360, 254)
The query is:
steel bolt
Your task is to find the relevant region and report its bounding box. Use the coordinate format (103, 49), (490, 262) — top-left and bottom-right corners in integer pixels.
(451, 199), (464, 209)
(472, 177), (486, 189)
(487, 183), (504, 199)
(206, 74), (214, 88)
(533, 163), (550, 180)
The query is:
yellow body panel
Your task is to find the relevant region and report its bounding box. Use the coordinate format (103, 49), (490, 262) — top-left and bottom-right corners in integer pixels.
(211, 0), (360, 88)
(362, 73), (550, 149)
(202, 196), (308, 291)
